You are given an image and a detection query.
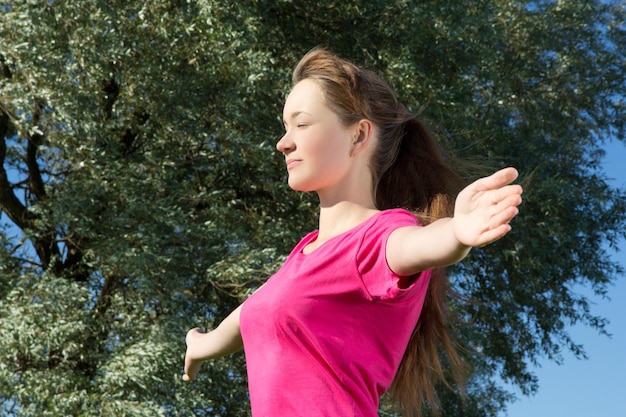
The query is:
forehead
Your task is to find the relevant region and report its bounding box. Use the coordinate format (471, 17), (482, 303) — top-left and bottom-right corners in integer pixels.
(283, 79), (326, 117)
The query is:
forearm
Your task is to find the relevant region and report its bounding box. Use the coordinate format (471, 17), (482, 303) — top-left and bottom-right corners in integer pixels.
(387, 218), (471, 276)
(183, 304), (244, 381)
(416, 217), (472, 267)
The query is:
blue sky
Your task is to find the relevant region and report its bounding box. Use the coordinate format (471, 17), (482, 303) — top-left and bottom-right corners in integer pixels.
(503, 138), (626, 417)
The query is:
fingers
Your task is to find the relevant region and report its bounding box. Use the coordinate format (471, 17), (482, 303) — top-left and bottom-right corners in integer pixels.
(487, 189), (522, 224)
(490, 185), (523, 207)
(183, 354), (195, 381)
(476, 223), (513, 247)
(475, 187), (521, 246)
(490, 204), (520, 229)
(453, 167), (522, 247)
(473, 167), (520, 192)
(183, 327), (205, 382)
(480, 196), (520, 244)
(183, 357), (201, 382)
(493, 167), (519, 185)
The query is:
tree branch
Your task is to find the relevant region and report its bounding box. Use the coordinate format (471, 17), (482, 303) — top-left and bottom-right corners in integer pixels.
(95, 271), (119, 317)
(0, 111), (31, 230)
(26, 98), (48, 201)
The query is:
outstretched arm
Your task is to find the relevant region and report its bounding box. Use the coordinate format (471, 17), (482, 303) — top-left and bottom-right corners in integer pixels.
(387, 167), (523, 276)
(182, 304), (244, 381)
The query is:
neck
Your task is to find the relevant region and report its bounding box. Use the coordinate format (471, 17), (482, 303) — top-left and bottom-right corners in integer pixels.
(312, 151), (378, 243)
(316, 200), (378, 243)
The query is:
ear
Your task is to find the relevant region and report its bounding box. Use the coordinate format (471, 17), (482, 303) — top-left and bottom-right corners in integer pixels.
(350, 119), (374, 156)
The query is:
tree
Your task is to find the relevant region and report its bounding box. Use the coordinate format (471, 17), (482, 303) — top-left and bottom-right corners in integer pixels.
(1, 0), (624, 416)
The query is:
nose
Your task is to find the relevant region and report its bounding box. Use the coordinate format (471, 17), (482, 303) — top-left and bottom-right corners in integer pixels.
(276, 132), (295, 154)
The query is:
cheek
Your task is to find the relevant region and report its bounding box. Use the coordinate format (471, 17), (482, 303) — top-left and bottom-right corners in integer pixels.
(312, 141), (352, 179)
(313, 127), (351, 158)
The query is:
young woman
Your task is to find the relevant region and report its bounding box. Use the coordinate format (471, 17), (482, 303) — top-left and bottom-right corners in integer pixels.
(183, 48), (523, 417)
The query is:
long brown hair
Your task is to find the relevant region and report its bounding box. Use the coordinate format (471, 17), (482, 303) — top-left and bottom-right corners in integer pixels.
(292, 48), (467, 416)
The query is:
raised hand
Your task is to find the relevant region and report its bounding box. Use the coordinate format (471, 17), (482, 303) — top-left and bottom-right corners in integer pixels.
(452, 167), (523, 248)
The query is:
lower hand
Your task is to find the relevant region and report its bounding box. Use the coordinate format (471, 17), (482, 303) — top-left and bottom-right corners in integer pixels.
(182, 327), (206, 381)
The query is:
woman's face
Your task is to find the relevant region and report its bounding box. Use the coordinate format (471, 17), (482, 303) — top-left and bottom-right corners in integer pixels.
(277, 79), (356, 193)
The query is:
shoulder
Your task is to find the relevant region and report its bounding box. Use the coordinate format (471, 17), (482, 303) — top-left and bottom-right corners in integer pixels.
(356, 209), (427, 298)
(357, 209), (418, 259)
(356, 209), (420, 252)
(369, 208), (420, 229)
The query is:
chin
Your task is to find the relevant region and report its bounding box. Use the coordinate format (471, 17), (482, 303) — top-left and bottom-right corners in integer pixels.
(287, 179), (316, 192)
(288, 184), (313, 192)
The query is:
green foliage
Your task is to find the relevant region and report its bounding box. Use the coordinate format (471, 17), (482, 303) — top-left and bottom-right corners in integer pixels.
(1, 0), (625, 416)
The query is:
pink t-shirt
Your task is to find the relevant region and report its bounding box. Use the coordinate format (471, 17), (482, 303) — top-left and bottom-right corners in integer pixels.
(240, 209), (431, 417)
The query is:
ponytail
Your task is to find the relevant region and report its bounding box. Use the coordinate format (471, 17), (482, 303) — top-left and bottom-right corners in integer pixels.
(375, 108), (467, 417)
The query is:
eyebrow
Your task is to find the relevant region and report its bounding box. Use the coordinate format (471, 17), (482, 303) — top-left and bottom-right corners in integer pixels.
(283, 111), (312, 124)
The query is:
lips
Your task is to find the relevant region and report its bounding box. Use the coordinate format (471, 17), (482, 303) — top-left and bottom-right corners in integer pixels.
(286, 159), (302, 170)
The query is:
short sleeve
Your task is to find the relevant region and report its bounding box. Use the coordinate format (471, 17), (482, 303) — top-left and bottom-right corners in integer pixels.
(356, 209), (425, 299)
